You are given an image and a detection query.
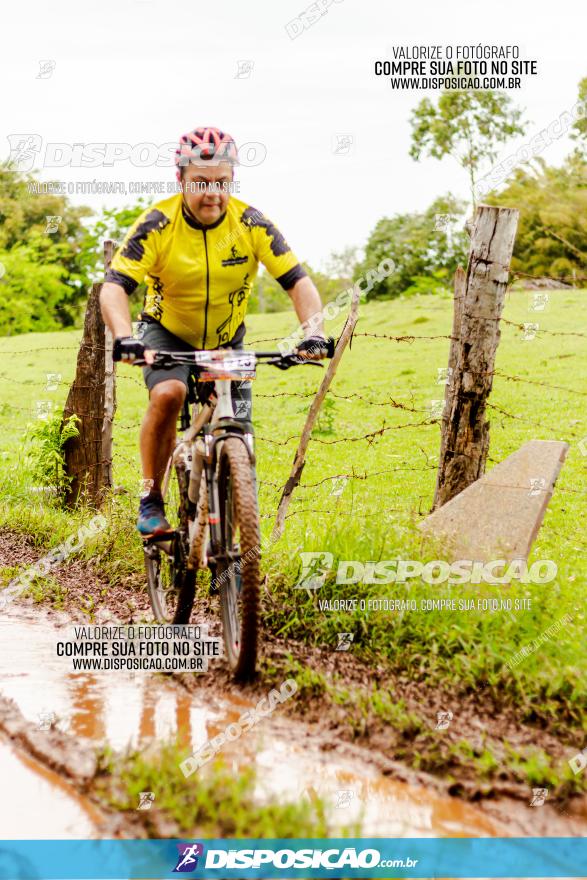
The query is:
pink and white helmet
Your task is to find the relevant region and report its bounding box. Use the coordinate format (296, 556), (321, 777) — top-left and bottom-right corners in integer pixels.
(175, 126), (239, 180)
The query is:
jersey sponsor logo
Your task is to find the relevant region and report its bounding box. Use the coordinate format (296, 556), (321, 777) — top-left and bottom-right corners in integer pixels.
(150, 274), (164, 322)
(215, 274), (250, 346)
(221, 244), (248, 267)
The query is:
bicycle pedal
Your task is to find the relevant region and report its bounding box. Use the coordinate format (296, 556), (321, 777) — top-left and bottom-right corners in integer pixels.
(142, 530), (177, 546)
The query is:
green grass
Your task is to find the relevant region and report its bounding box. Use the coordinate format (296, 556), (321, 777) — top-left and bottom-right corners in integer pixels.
(95, 744), (358, 838)
(20, 573), (68, 609)
(0, 289), (585, 741)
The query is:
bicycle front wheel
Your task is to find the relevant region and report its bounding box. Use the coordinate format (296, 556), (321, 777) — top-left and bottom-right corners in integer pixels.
(216, 437), (260, 681)
(144, 461), (195, 625)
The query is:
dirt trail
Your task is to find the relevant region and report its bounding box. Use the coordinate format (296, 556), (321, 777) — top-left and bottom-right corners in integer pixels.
(1, 529), (585, 838)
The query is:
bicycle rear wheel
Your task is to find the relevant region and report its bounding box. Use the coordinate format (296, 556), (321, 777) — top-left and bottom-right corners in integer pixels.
(216, 437), (260, 681)
(144, 462), (196, 624)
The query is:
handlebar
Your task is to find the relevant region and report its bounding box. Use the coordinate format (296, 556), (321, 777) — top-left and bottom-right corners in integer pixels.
(119, 336), (336, 371)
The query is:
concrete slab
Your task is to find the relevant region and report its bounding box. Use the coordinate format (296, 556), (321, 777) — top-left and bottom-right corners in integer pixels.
(419, 440), (568, 561)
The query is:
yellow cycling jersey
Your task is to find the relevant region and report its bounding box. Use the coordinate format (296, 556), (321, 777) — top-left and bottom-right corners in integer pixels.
(105, 193), (306, 349)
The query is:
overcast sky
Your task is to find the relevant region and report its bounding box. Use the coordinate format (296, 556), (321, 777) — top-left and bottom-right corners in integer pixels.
(1, 0), (584, 269)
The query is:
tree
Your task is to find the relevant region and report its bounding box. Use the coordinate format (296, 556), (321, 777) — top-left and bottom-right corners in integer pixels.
(0, 163), (93, 320)
(79, 199), (149, 284)
(571, 77), (587, 144)
(354, 195), (469, 300)
(248, 269), (291, 313)
(0, 163), (94, 330)
(484, 153), (587, 282)
(0, 243), (73, 334)
(409, 91), (526, 208)
(248, 258), (353, 314)
(324, 245), (359, 281)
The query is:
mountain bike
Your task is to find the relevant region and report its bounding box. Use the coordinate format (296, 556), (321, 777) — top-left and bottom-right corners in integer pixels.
(135, 340), (334, 681)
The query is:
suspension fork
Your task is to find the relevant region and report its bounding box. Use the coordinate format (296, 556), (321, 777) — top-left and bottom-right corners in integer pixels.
(203, 425), (222, 553)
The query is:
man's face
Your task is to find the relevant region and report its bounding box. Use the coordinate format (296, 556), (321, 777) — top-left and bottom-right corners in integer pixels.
(181, 161), (233, 225)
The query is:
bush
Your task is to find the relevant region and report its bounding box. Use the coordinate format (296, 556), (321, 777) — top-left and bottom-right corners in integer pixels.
(355, 194), (469, 300)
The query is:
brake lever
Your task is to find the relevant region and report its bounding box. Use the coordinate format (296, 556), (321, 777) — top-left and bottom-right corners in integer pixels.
(268, 355), (324, 371)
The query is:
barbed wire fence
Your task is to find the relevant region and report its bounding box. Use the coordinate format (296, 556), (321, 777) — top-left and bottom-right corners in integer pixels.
(0, 207), (585, 547)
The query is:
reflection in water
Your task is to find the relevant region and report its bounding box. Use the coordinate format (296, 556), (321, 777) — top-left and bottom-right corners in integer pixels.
(138, 688), (156, 742)
(0, 612), (505, 838)
(67, 674), (107, 740)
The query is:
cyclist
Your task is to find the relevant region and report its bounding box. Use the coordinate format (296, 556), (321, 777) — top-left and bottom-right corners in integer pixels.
(100, 126), (328, 537)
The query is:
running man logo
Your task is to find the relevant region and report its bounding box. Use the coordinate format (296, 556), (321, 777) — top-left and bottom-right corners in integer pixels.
(37, 711), (57, 731)
(234, 399), (252, 419)
(435, 710), (453, 730)
(336, 632), (354, 651)
(294, 552), (334, 590)
(522, 322), (539, 341)
(137, 792), (155, 811)
(530, 788), (549, 807)
(173, 844), (204, 873)
(529, 292), (549, 312)
(37, 60), (56, 79)
(569, 747), (587, 776)
(45, 215), (62, 234)
(6, 134), (42, 170)
(332, 134), (354, 155)
(335, 789), (356, 808)
(235, 59), (254, 79)
(434, 213), (460, 231)
(529, 477), (546, 497)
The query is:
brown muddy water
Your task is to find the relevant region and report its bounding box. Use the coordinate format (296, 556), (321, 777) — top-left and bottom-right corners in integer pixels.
(0, 609), (506, 838)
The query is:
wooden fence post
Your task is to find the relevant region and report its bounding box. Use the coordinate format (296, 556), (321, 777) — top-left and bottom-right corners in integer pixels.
(102, 240), (117, 490)
(433, 205), (519, 509)
(62, 240), (117, 507)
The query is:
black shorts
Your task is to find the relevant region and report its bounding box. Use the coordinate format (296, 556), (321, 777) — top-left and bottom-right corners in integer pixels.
(135, 318), (253, 421)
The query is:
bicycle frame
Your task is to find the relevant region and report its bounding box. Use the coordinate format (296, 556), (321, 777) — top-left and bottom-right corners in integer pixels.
(163, 376), (255, 572)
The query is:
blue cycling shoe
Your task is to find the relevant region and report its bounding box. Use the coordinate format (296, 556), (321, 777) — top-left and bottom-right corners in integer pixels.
(137, 492), (173, 536)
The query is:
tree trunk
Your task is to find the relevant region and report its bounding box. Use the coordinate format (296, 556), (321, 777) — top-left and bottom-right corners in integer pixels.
(62, 239), (117, 507)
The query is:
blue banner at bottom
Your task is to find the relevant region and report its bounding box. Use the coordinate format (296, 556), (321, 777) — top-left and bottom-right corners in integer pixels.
(0, 838), (585, 878)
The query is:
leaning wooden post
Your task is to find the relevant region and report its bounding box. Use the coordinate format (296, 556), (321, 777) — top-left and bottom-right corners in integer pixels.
(272, 285), (361, 542)
(433, 205), (519, 510)
(63, 241), (116, 507)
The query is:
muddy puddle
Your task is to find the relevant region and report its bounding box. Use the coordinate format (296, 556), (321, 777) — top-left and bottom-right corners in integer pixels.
(0, 739), (99, 837)
(0, 610), (505, 837)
